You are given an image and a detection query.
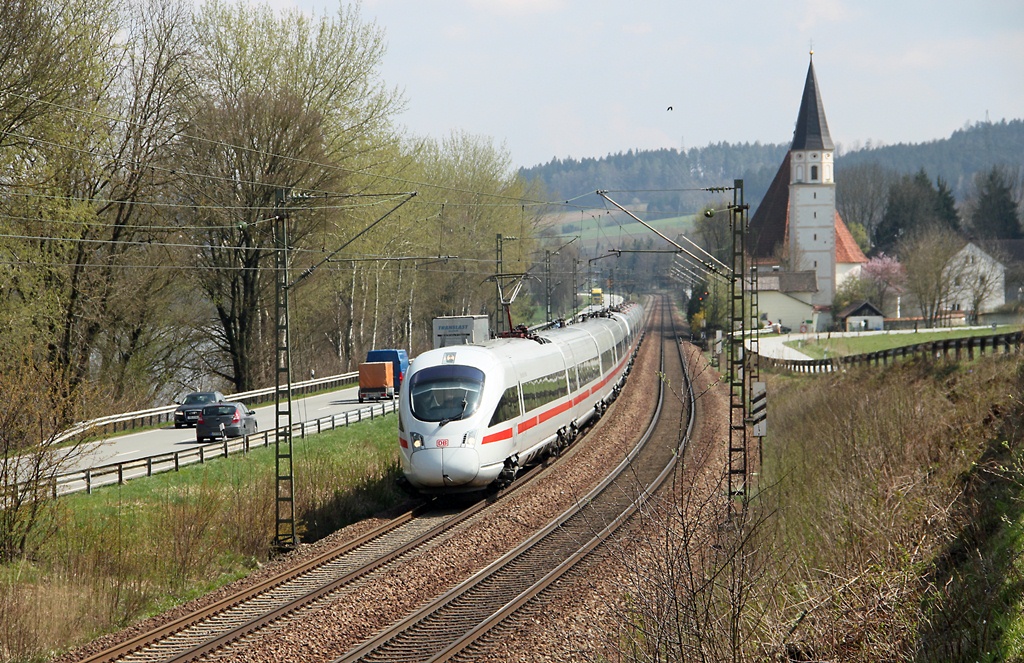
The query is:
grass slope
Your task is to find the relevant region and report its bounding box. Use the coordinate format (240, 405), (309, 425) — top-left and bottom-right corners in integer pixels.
(762, 354), (1024, 659)
(1, 414), (406, 662)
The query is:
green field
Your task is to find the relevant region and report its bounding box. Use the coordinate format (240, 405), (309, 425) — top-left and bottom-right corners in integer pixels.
(541, 210), (696, 254)
(786, 325), (1019, 359)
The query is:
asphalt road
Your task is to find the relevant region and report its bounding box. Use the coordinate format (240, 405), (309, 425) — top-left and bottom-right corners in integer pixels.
(65, 384), (385, 475)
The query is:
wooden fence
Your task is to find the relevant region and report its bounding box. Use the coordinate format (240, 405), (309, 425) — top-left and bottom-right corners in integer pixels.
(755, 331), (1023, 373)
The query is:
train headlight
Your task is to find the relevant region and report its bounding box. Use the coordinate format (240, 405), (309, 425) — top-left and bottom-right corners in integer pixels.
(411, 432), (424, 449)
(463, 430), (477, 447)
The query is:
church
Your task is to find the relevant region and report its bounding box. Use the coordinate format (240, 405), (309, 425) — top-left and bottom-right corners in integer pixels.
(747, 54), (867, 332)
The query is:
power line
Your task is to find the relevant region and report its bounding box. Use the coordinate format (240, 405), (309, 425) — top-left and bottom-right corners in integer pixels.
(4, 92), (576, 210)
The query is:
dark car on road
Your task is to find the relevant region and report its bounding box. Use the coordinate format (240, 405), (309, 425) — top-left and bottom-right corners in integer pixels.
(195, 402), (257, 442)
(174, 391), (226, 428)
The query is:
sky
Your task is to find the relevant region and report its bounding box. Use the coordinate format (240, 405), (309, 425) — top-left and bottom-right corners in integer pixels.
(262, 0), (1024, 169)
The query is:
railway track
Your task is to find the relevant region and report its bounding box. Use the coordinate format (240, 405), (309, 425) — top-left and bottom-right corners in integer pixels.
(79, 468), (564, 663)
(77, 302), (665, 663)
(335, 294), (691, 663)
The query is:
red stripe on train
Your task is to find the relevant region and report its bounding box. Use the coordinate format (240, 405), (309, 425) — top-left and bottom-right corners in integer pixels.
(539, 399), (572, 423)
(482, 427), (513, 444)
(517, 417), (538, 433)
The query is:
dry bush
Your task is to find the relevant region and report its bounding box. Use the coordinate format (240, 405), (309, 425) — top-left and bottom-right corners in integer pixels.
(296, 438), (404, 541)
(215, 460), (276, 561)
(762, 355), (1024, 659)
(607, 353), (1024, 662)
(607, 370), (786, 663)
(0, 570), (104, 662)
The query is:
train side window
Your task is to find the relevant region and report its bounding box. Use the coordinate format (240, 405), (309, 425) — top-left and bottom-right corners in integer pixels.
(576, 355), (600, 385)
(488, 385), (522, 427)
(522, 369), (569, 413)
(600, 347), (615, 372)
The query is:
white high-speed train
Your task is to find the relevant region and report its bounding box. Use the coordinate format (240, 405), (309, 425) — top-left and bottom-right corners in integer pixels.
(398, 303), (645, 493)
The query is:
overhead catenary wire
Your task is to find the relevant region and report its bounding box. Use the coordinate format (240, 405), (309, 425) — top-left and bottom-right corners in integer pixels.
(596, 189), (733, 278)
(3, 93), (568, 211)
(3, 95), (751, 288)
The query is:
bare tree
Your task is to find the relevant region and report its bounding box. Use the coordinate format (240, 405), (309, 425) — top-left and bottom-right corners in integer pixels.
(836, 162), (897, 250)
(0, 347), (91, 562)
(899, 229), (969, 327)
(176, 1), (404, 391)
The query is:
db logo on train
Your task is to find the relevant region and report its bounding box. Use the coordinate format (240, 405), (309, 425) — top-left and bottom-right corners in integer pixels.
(436, 438), (449, 447)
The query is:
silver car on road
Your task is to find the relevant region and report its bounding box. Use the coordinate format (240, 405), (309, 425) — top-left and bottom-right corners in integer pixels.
(195, 402), (257, 442)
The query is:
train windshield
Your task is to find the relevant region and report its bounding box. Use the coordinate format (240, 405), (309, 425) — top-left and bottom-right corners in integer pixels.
(409, 365), (485, 423)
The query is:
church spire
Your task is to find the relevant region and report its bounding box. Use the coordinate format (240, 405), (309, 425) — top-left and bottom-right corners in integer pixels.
(791, 53), (834, 151)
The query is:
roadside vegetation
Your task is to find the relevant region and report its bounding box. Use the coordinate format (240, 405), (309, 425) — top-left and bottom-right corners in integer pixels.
(0, 415), (405, 663)
(615, 351), (1024, 661)
(760, 354), (1024, 659)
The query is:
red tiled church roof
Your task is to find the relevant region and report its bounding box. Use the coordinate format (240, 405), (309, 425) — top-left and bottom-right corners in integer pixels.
(834, 210), (867, 264)
(747, 153), (866, 266)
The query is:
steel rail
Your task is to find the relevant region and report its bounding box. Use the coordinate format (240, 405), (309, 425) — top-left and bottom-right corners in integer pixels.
(335, 296), (680, 663)
(81, 451), (551, 663)
(434, 295), (695, 662)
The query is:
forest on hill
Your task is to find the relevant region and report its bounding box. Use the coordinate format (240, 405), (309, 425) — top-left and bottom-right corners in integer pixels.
(519, 119), (1024, 218)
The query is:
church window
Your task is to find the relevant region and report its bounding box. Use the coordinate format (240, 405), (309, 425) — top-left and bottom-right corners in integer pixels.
(811, 165), (819, 180)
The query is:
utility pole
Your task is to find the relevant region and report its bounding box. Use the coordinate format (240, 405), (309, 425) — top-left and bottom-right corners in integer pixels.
(495, 233), (517, 334)
(544, 249), (552, 321)
(273, 188), (296, 550)
(727, 179), (751, 514)
(272, 189), (415, 550)
(496, 234), (503, 333)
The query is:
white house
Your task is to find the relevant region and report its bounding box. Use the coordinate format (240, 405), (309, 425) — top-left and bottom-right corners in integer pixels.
(946, 242), (1005, 321)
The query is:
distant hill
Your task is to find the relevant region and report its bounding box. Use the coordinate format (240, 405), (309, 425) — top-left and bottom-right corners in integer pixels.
(520, 119), (1024, 217)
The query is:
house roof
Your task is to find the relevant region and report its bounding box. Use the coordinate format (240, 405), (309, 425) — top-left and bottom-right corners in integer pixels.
(836, 300), (884, 319)
(976, 239), (1024, 267)
(792, 56), (834, 151)
(757, 270), (818, 293)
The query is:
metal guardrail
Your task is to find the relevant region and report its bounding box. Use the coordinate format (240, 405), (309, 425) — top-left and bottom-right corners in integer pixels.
(754, 330), (1023, 373)
(36, 397), (398, 498)
(53, 372), (360, 445)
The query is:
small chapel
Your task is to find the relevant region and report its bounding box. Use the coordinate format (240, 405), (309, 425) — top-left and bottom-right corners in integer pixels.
(747, 53), (867, 332)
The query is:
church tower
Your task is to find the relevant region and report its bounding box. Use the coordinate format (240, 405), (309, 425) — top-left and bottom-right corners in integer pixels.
(788, 53), (836, 305)
(746, 54), (867, 331)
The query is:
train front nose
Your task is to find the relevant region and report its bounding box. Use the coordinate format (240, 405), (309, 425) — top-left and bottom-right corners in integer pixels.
(409, 447), (480, 487)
